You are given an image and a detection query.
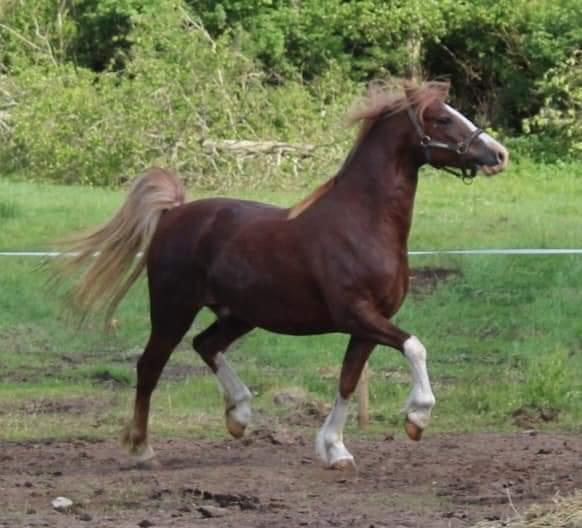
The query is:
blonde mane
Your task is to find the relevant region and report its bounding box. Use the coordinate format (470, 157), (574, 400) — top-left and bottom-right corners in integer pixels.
(287, 80), (450, 219)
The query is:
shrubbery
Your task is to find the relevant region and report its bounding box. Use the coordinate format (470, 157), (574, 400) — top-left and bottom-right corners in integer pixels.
(1, 2), (354, 186)
(0, 0), (580, 188)
(523, 52), (582, 160)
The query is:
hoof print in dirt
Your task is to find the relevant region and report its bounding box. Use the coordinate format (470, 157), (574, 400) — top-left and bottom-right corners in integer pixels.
(121, 459), (160, 471)
(243, 427), (304, 447)
(187, 487), (261, 513)
(198, 505), (229, 518)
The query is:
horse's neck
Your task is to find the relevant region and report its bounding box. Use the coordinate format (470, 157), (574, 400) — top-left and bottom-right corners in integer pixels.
(333, 128), (419, 244)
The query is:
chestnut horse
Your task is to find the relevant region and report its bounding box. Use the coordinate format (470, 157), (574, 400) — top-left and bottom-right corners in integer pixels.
(58, 81), (508, 469)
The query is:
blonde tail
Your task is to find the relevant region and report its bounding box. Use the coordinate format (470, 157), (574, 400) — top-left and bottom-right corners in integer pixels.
(55, 167), (185, 324)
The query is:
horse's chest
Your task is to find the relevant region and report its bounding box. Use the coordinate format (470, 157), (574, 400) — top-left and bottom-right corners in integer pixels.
(360, 256), (409, 316)
(376, 273), (409, 316)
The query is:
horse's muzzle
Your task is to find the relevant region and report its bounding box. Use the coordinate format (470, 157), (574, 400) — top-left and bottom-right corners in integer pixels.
(475, 135), (509, 176)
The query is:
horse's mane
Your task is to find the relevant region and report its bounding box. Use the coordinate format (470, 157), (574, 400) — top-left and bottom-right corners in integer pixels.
(346, 79), (450, 146)
(287, 79), (450, 220)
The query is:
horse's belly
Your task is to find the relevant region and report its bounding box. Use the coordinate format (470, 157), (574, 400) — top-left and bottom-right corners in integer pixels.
(218, 286), (334, 334)
(208, 256), (334, 334)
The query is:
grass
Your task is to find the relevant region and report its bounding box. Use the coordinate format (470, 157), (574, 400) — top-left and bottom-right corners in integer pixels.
(1, 158), (582, 443)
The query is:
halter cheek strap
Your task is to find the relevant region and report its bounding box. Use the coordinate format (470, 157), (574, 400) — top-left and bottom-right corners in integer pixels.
(407, 108), (483, 182)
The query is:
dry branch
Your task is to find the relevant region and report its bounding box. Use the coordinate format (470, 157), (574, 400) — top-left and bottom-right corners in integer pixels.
(0, 111), (11, 133)
(202, 139), (316, 158)
(0, 89), (15, 135)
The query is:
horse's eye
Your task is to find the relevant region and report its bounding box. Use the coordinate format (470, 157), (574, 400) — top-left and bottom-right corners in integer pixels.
(436, 117), (452, 126)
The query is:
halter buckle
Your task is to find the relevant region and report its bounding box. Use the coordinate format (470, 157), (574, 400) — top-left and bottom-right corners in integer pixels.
(456, 143), (468, 154)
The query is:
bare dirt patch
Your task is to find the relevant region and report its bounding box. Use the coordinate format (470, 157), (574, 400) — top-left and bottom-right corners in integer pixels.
(1, 431), (581, 528)
(0, 397), (111, 419)
(410, 266), (462, 296)
(19, 398), (98, 416)
(511, 405), (561, 429)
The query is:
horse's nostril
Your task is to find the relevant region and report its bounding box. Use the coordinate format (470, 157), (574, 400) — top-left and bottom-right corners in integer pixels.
(496, 150), (505, 164)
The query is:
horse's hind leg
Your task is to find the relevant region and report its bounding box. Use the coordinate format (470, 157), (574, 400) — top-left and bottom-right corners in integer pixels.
(317, 337), (375, 469)
(122, 303), (198, 463)
(192, 317), (254, 438)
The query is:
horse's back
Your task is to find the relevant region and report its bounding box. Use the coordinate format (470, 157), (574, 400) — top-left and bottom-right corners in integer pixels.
(147, 197), (287, 285)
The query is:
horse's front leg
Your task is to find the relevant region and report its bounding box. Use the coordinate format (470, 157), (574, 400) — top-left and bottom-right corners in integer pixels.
(317, 337), (375, 469)
(401, 335), (436, 440)
(350, 301), (436, 441)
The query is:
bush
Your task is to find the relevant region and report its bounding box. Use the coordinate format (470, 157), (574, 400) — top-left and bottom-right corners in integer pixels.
(1, 1), (356, 187)
(521, 348), (576, 411)
(192, 0), (447, 81)
(424, 0), (582, 130)
(0, 0), (158, 72)
(523, 52), (582, 161)
(1, 0), (581, 187)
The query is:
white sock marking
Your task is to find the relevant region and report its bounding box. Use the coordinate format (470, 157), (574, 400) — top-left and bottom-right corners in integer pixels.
(316, 393), (354, 466)
(215, 352), (252, 427)
(403, 336), (436, 429)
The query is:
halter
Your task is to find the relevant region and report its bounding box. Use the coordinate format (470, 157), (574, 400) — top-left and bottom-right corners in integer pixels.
(407, 107), (483, 182)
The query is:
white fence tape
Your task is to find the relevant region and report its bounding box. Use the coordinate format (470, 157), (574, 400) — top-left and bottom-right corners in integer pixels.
(409, 249), (582, 256)
(2, 249), (582, 257)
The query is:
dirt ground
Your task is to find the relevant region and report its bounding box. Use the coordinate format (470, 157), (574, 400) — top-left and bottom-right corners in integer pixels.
(1, 430), (581, 528)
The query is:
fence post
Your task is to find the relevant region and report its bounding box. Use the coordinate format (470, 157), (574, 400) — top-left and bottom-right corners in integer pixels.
(357, 361), (369, 429)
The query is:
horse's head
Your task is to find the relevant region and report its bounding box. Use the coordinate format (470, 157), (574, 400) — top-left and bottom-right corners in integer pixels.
(408, 96), (509, 179)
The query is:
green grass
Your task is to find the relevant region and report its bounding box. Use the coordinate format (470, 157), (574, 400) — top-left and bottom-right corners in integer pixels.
(1, 159), (582, 443)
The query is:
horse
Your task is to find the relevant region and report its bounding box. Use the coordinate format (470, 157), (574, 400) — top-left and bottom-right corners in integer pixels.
(56, 80), (508, 470)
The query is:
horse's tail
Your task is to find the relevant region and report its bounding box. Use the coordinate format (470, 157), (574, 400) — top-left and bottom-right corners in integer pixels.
(55, 167), (185, 325)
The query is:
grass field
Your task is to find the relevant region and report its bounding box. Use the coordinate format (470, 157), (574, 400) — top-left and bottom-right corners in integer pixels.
(1, 158), (582, 443)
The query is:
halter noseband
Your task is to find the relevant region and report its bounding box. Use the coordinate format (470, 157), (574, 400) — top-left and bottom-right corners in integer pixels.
(407, 107), (483, 182)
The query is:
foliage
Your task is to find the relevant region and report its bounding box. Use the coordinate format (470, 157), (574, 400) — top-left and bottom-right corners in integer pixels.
(523, 52), (582, 161)
(193, 0), (582, 131)
(424, 0), (582, 130)
(192, 0), (446, 80)
(0, 0), (581, 187)
(0, 0), (77, 71)
(68, 0), (159, 71)
(1, 1), (355, 187)
(0, 0), (157, 71)
(521, 348), (576, 410)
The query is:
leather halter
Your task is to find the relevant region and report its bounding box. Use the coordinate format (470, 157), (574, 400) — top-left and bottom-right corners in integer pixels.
(407, 107), (483, 182)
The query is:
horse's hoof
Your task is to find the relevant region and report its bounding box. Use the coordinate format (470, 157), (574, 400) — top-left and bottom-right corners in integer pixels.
(404, 418), (423, 441)
(120, 426), (157, 461)
(329, 457), (356, 471)
(226, 416), (247, 439)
